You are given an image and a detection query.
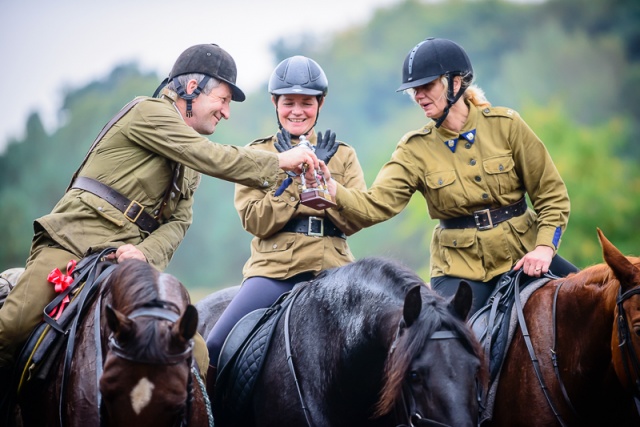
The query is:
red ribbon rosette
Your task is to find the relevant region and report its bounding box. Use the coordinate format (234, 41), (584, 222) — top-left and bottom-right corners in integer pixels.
(46, 259), (77, 320)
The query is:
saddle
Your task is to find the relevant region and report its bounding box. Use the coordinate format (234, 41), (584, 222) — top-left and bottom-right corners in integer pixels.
(214, 291), (293, 416)
(468, 270), (544, 383)
(12, 249), (116, 393)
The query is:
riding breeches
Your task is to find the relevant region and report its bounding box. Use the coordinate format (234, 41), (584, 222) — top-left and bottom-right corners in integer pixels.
(0, 234), (78, 368)
(431, 254), (580, 317)
(205, 273), (313, 367)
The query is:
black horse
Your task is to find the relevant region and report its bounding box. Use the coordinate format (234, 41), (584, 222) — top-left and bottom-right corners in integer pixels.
(198, 257), (485, 427)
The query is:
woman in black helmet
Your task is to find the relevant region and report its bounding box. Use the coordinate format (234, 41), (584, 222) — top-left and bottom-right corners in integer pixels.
(321, 37), (578, 314)
(204, 55), (366, 389)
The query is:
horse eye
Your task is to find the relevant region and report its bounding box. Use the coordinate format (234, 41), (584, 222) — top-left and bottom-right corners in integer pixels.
(408, 370), (421, 384)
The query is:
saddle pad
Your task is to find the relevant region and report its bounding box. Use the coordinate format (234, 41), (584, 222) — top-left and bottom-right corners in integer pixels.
(215, 297), (290, 416)
(479, 277), (548, 424)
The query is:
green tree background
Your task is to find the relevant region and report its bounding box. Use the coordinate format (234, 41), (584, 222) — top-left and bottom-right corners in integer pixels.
(1, 0), (638, 299)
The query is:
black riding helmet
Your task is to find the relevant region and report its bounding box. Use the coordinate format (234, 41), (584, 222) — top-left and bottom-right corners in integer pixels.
(269, 56), (328, 136)
(397, 38), (473, 127)
(154, 44), (246, 116)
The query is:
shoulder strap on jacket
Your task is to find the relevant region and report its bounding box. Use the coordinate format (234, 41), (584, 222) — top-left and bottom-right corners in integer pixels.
(66, 97), (146, 191)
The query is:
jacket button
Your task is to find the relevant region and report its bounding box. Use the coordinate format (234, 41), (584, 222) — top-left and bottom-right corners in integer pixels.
(272, 244), (278, 249)
(482, 193), (489, 199)
(475, 176), (482, 182)
(499, 164), (504, 171)
(438, 179), (443, 185)
(290, 197), (296, 202)
(470, 159), (476, 166)
(262, 181), (270, 187)
(171, 191), (176, 199)
(465, 143), (472, 149)
(453, 240), (458, 247)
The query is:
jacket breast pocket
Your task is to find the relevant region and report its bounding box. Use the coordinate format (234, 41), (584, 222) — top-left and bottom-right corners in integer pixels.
(425, 170), (462, 210)
(482, 156), (520, 195)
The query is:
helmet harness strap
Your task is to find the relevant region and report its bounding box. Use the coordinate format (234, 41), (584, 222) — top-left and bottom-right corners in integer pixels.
(434, 73), (467, 128)
(173, 75), (211, 118)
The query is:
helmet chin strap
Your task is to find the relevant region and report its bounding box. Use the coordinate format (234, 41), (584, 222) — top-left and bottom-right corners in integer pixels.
(174, 75), (211, 118)
(434, 74), (466, 128)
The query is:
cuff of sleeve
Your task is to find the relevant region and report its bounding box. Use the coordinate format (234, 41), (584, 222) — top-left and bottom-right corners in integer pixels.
(536, 226), (562, 254)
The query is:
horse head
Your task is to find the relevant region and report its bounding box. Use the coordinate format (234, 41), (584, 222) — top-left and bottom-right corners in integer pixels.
(379, 281), (484, 427)
(599, 228), (640, 400)
(98, 260), (199, 427)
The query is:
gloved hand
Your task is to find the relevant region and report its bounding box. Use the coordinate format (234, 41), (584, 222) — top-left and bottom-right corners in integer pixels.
(315, 129), (339, 165)
(274, 129), (294, 152)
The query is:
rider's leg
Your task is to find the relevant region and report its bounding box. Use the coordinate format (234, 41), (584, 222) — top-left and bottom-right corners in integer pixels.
(431, 275), (501, 317)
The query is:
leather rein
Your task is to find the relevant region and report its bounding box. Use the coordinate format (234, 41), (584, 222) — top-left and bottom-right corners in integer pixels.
(616, 286), (640, 413)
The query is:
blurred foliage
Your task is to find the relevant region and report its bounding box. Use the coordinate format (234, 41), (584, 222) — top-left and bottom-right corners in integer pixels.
(1, 0), (639, 294)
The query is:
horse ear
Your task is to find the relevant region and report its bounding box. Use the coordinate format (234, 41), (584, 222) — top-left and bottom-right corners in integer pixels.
(598, 228), (640, 293)
(449, 281), (473, 321)
(403, 285), (423, 328)
(177, 304), (199, 341)
(105, 304), (133, 336)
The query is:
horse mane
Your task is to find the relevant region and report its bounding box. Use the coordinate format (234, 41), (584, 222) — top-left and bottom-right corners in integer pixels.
(105, 259), (189, 363)
(561, 255), (640, 306)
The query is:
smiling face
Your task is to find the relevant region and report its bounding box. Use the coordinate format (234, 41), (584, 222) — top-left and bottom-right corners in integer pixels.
(273, 94), (322, 137)
(184, 81), (233, 135)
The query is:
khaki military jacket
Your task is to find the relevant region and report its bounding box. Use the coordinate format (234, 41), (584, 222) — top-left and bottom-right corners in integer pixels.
(236, 133), (366, 280)
(37, 93), (281, 270)
(336, 103), (570, 281)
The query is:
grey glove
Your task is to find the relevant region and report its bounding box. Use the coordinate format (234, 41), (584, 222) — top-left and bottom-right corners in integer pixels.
(274, 129), (294, 152)
(315, 129), (339, 165)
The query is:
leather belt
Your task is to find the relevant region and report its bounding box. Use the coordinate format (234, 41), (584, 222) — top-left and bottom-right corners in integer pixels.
(439, 198), (528, 230)
(71, 176), (160, 233)
(281, 216), (346, 239)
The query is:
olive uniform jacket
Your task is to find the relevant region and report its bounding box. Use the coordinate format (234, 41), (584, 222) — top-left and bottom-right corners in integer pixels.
(37, 91), (282, 270)
(335, 102), (570, 282)
(235, 133), (366, 280)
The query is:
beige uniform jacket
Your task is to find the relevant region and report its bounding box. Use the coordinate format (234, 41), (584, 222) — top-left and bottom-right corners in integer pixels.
(336, 103), (570, 281)
(37, 93), (281, 270)
(235, 133), (366, 280)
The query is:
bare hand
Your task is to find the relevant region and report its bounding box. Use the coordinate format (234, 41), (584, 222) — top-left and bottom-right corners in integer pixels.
(318, 161), (337, 198)
(277, 145), (319, 174)
(105, 244), (147, 263)
(513, 245), (554, 277)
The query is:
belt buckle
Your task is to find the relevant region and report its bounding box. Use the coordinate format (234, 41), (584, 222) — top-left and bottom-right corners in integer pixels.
(125, 200), (144, 223)
(308, 216), (324, 237)
(473, 209), (493, 230)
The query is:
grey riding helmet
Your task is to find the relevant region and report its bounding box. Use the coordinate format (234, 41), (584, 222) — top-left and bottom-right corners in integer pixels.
(268, 56), (328, 97)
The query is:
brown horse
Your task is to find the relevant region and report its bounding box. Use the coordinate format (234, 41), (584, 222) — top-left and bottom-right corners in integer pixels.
(488, 229), (640, 426)
(13, 256), (212, 427)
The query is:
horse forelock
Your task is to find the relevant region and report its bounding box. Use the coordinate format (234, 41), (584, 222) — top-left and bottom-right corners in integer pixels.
(105, 260), (188, 363)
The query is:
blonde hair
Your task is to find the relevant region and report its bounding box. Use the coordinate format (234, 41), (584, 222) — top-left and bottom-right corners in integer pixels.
(405, 74), (491, 108)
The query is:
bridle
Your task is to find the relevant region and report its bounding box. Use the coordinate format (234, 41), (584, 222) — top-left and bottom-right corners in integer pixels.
(100, 299), (196, 427)
(616, 286), (640, 413)
(391, 329), (479, 427)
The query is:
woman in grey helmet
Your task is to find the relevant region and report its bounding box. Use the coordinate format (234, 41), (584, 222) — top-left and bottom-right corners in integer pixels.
(204, 55), (366, 392)
(321, 37), (578, 315)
